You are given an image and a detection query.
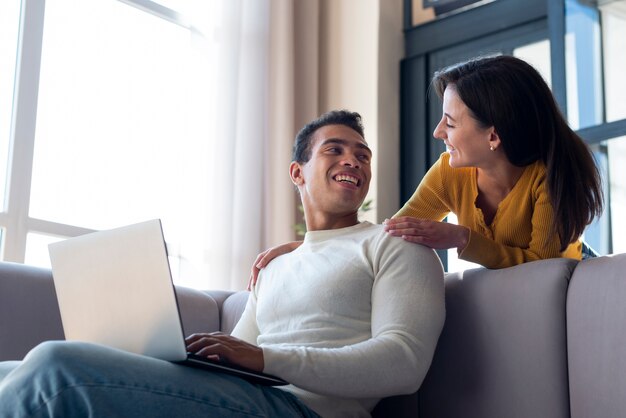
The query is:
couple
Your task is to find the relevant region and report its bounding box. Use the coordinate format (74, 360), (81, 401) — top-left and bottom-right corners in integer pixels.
(0, 109), (446, 417)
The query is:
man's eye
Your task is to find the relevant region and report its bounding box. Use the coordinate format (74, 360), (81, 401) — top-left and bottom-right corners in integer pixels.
(327, 147), (341, 153)
(358, 154), (370, 162)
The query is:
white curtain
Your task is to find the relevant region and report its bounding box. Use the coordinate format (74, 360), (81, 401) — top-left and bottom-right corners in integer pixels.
(179, 0), (320, 290)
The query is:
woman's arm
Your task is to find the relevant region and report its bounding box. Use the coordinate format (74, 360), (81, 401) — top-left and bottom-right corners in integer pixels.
(384, 217), (470, 251)
(393, 154), (452, 222)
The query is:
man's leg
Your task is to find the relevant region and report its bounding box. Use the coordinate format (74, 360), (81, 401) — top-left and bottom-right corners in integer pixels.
(0, 341), (318, 418)
(0, 361), (20, 382)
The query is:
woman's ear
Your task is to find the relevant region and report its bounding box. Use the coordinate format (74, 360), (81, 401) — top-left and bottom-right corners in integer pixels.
(290, 161), (304, 186)
(488, 129), (502, 151)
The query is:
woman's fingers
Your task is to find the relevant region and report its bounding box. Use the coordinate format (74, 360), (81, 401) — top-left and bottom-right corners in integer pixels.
(247, 241), (303, 290)
(247, 248), (272, 289)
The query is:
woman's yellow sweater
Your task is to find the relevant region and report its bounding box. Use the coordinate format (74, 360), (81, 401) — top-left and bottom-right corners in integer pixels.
(395, 152), (581, 269)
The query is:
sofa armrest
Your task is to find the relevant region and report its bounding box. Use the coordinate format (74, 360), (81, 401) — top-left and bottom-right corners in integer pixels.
(0, 261), (224, 361)
(205, 290), (249, 335)
(0, 262), (64, 361)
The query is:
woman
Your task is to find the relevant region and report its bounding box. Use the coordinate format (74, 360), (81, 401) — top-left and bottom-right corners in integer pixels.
(250, 55), (603, 285)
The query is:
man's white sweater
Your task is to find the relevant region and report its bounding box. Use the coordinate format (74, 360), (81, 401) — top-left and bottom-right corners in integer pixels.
(232, 222), (445, 417)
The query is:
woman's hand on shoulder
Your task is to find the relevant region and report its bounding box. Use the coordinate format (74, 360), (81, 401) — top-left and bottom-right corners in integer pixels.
(247, 241), (303, 290)
(383, 216), (469, 251)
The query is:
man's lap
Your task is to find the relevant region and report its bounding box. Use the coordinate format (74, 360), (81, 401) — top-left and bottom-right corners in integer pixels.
(0, 341), (317, 418)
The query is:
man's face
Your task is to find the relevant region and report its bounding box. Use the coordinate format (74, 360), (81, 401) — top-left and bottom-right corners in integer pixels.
(291, 124), (372, 218)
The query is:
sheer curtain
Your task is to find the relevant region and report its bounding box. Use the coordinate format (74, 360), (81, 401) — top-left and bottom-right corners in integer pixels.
(178, 0), (320, 290)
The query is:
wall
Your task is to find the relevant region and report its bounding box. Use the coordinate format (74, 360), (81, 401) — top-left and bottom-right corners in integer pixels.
(319, 0), (404, 221)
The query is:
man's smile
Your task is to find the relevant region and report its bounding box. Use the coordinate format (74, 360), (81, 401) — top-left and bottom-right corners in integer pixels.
(332, 172), (361, 187)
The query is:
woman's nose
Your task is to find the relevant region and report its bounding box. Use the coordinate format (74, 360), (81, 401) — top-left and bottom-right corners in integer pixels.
(433, 119), (446, 140)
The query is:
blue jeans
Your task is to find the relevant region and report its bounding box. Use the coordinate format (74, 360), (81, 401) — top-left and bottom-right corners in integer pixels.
(0, 341), (319, 418)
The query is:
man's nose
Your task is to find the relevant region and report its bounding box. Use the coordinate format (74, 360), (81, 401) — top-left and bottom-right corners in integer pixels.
(341, 155), (360, 168)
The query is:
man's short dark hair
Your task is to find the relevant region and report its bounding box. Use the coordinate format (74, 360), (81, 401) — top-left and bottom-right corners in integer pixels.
(292, 110), (365, 163)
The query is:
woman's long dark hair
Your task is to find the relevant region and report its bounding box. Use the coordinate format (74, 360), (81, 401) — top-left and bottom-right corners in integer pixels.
(432, 55), (603, 251)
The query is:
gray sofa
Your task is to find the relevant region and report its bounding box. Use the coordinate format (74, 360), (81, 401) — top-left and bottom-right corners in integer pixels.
(1, 254), (626, 418)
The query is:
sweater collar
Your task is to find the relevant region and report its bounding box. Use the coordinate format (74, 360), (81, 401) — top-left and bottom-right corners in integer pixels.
(303, 221), (372, 244)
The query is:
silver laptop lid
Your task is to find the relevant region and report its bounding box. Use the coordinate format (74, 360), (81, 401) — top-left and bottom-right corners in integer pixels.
(48, 219), (187, 361)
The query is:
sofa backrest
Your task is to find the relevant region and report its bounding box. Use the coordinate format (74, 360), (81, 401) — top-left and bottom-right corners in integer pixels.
(567, 253), (626, 418)
(418, 258), (577, 418)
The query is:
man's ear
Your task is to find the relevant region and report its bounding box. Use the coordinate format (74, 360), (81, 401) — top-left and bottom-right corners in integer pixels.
(290, 161), (304, 186)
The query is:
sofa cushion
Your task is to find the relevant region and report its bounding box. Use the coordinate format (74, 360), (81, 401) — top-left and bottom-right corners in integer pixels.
(216, 290), (249, 335)
(418, 258), (576, 418)
(175, 286), (221, 336)
(567, 253), (626, 418)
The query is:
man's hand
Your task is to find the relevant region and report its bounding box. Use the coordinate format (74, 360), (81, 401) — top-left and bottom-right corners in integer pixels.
(185, 332), (264, 372)
(247, 241), (304, 290)
(383, 216), (470, 250)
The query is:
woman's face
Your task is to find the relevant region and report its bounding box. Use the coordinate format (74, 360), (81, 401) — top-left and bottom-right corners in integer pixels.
(433, 86), (496, 168)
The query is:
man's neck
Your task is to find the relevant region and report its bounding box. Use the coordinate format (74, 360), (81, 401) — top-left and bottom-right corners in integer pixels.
(304, 212), (360, 232)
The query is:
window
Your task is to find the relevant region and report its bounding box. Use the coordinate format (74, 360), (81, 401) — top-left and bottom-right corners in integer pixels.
(565, 0), (626, 255)
(0, 0), (21, 215)
(606, 137), (626, 253)
(1, 0), (218, 287)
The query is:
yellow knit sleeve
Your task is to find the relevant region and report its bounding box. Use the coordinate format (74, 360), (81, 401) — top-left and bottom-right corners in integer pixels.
(394, 153), (452, 221)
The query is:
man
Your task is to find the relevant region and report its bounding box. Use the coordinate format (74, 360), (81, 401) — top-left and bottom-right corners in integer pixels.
(0, 110), (445, 418)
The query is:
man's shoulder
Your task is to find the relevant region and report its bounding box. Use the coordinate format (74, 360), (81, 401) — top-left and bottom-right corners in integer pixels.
(366, 226), (444, 284)
(364, 223), (441, 262)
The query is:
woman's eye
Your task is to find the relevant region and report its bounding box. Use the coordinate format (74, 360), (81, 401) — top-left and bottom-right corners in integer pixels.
(446, 123), (454, 128)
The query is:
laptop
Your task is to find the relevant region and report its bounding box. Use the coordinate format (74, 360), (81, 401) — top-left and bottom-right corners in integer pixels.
(48, 219), (287, 386)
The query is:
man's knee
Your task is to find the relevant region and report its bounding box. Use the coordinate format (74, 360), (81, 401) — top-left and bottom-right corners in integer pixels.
(23, 340), (103, 381)
(26, 340), (89, 366)
(0, 341), (99, 416)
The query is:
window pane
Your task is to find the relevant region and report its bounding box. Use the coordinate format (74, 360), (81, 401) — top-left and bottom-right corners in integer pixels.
(151, 0), (197, 16)
(30, 0), (214, 247)
(600, 2), (626, 123)
(0, 0), (21, 210)
(565, 0), (626, 128)
(446, 214), (480, 273)
(565, 0), (603, 130)
(25, 233), (63, 268)
(137, 1), (214, 35)
(585, 138), (626, 255)
(513, 39), (551, 88)
(607, 137), (626, 254)
(26, 232), (183, 281)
